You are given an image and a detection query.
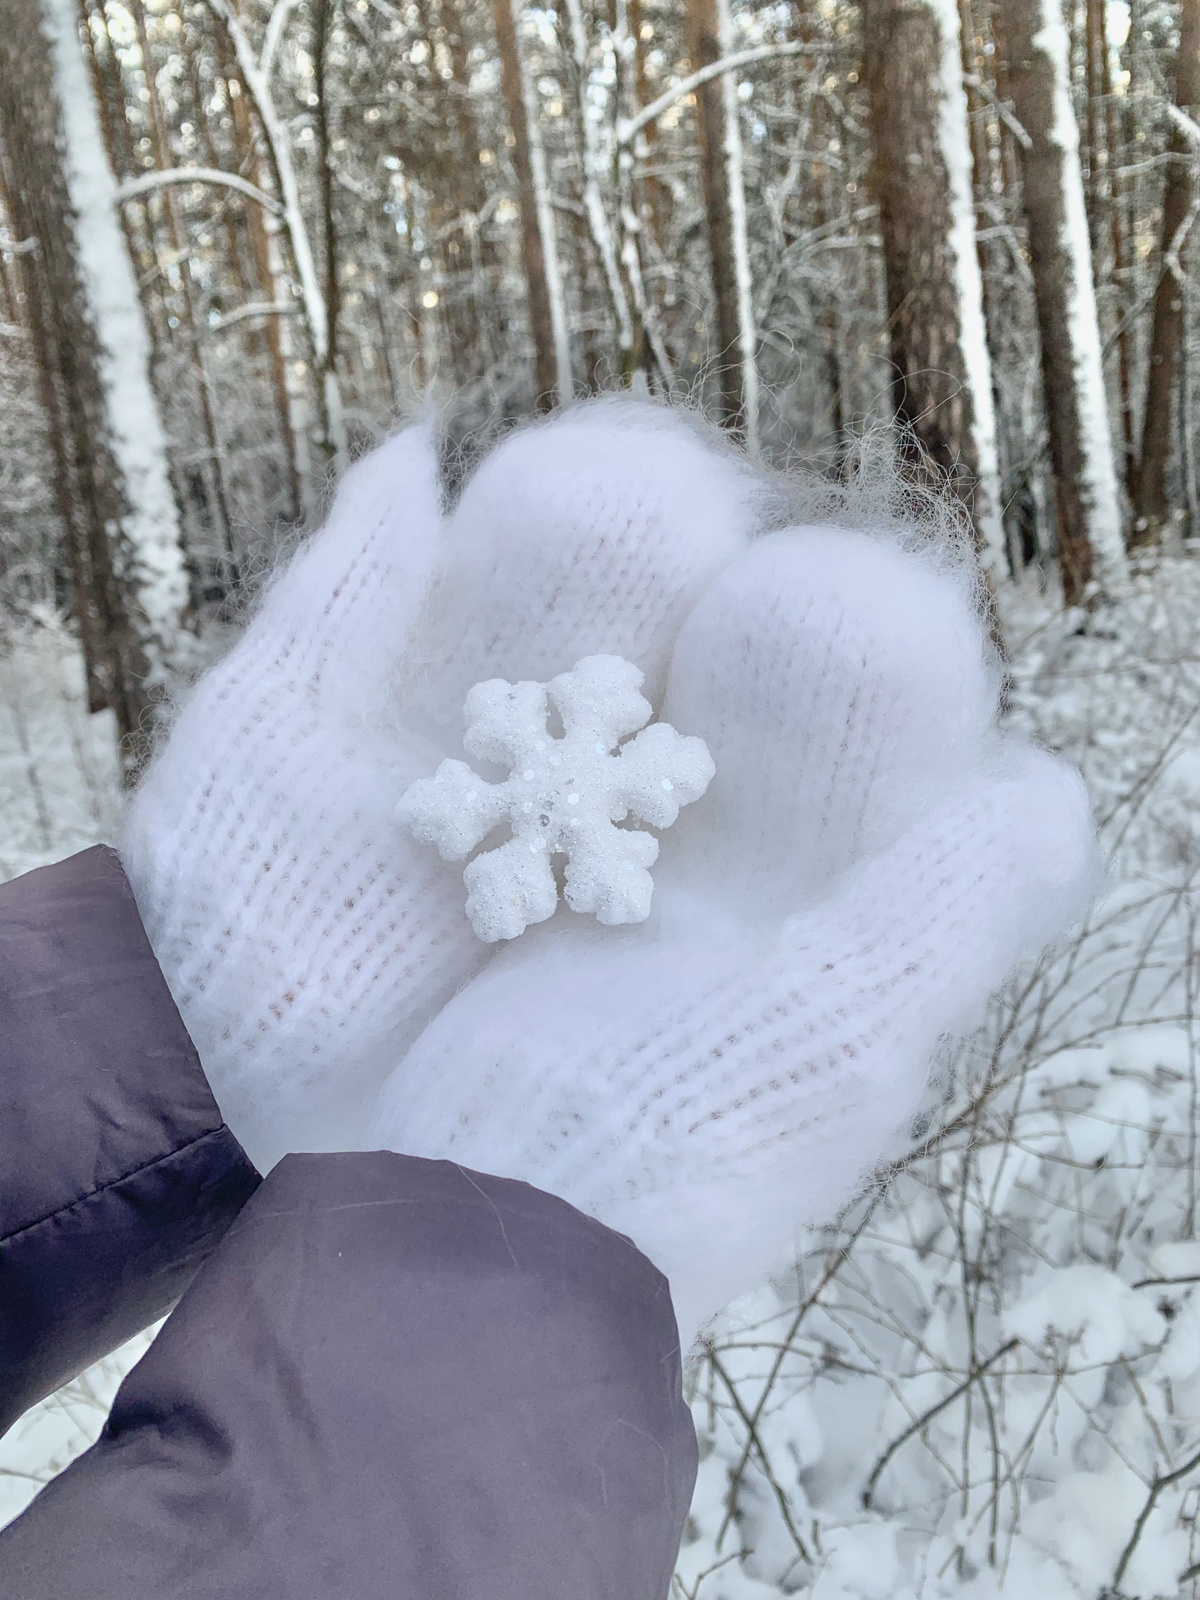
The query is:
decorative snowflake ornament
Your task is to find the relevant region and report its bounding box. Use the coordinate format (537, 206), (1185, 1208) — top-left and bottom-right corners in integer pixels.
(397, 655), (715, 942)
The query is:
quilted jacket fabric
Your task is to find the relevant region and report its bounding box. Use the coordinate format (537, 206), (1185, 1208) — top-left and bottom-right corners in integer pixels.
(0, 849), (697, 1598)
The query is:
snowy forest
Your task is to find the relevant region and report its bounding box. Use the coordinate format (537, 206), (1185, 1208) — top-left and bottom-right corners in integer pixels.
(2, 0), (1200, 1594)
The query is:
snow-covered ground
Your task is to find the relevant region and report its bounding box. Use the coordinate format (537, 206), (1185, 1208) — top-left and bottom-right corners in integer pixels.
(2, 559), (1198, 1597)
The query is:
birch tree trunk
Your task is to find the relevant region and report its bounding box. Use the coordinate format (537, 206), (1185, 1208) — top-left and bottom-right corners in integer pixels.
(1004, 0), (1129, 601)
(0, 0), (191, 764)
(1131, 0), (1199, 544)
(491, 0), (572, 404)
(863, 0), (1007, 574)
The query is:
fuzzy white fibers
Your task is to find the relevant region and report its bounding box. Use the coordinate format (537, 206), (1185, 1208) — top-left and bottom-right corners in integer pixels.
(365, 527), (1099, 1350)
(121, 400), (763, 1171)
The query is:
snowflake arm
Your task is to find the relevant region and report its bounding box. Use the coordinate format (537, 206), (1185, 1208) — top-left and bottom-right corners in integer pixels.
(396, 760), (510, 861)
(612, 723), (716, 829)
(563, 824), (659, 926)
(397, 655), (715, 942)
(464, 837), (559, 943)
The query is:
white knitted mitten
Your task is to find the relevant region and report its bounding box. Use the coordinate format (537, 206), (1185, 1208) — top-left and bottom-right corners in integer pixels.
(121, 401), (762, 1171)
(364, 530), (1099, 1348)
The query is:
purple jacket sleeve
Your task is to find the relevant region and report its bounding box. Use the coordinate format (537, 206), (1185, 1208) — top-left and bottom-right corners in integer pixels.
(0, 846), (261, 1436)
(0, 1151), (698, 1600)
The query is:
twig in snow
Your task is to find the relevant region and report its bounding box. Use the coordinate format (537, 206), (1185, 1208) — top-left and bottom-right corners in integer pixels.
(861, 1340), (1019, 1510)
(1110, 1441), (1200, 1593)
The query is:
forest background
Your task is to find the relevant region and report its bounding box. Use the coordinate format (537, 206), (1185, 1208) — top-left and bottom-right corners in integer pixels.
(1, 0), (1200, 1595)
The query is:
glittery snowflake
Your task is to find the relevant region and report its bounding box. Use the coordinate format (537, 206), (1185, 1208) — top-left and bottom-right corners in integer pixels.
(397, 654), (715, 942)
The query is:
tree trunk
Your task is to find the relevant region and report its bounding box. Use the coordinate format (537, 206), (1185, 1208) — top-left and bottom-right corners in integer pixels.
(422, 0), (498, 388)
(565, 0), (636, 378)
(312, 0), (344, 462)
(863, 0), (1007, 574)
(207, 0), (347, 473)
(133, 0), (235, 572)
(212, 22), (305, 519)
(628, 0), (669, 257)
(1082, 0), (1107, 265)
(491, 0), (571, 404)
(1097, 0), (1136, 483)
(1131, 0), (1199, 544)
(1003, 0), (1128, 601)
(684, 0), (747, 429)
(0, 0), (191, 767)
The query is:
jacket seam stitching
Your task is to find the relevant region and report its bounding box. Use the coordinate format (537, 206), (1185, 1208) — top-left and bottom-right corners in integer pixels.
(0, 1126), (244, 1247)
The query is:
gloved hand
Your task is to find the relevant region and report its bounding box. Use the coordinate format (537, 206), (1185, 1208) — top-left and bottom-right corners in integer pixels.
(364, 528), (1099, 1349)
(121, 402), (764, 1171)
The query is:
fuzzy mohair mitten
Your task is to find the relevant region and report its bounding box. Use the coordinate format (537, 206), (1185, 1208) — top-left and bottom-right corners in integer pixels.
(364, 529), (1099, 1350)
(121, 401), (764, 1171)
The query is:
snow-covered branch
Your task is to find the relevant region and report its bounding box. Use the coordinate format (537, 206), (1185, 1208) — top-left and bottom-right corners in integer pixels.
(963, 71), (1033, 150)
(0, 234), (38, 255)
(617, 40), (817, 146)
(40, 0), (190, 675)
(208, 299), (301, 330)
(205, 0), (346, 470)
(259, 0), (302, 82)
(113, 167), (283, 214)
(1167, 102), (1200, 152)
(563, 0), (634, 359)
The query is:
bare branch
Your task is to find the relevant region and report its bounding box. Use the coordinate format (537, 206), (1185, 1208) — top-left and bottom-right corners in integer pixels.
(861, 1340), (1019, 1510)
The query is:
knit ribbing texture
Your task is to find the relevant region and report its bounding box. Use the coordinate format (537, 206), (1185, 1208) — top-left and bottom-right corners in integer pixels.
(364, 524), (1098, 1348)
(122, 402), (762, 1170)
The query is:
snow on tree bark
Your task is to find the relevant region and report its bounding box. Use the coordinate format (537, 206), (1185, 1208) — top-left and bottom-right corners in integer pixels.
(863, 0), (1006, 576)
(492, 0), (573, 404)
(0, 0), (191, 758)
(716, 0), (760, 452)
(42, 0), (190, 664)
(1132, 0), (1199, 544)
(564, 0), (636, 372)
(1005, 0), (1129, 601)
(685, 0), (749, 430)
(206, 0), (348, 473)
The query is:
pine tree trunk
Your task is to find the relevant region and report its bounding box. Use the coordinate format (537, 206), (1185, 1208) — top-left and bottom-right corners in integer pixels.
(1131, 0), (1199, 544)
(1097, 0), (1136, 483)
(863, 0), (1007, 574)
(0, 0), (191, 768)
(1083, 0), (1108, 266)
(207, 0), (346, 473)
(1003, 0), (1128, 601)
(213, 23), (305, 520)
(312, 0), (344, 463)
(684, 0), (744, 426)
(133, 0), (235, 571)
(428, 0), (498, 387)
